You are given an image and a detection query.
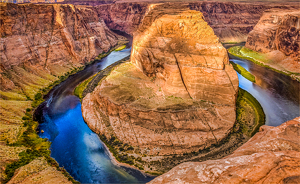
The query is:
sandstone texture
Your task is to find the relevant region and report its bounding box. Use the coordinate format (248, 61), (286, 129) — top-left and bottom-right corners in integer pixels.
(0, 2), (125, 182)
(245, 9), (300, 74)
(7, 157), (72, 184)
(149, 116), (300, 184)
(82, 3), (238, 158)
(96, 2), (149, 35)
(96, 1), (300, 42)
(0, 3), (125, 96)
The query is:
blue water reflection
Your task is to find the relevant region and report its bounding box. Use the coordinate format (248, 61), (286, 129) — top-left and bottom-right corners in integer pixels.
(38, 48), (154, 183)
(230, 58), (299, 126)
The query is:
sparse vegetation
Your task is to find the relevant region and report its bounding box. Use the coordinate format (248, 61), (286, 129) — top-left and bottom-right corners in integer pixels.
(228, 46), (291, 76)
(230, 61), (256, 82)
(74, 73), (97, 99)
(236, 88), (265, 136)
(115, 45), (126, 51)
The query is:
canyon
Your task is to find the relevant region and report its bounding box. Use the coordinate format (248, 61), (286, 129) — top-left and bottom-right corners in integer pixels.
(0, 1), (299, 183)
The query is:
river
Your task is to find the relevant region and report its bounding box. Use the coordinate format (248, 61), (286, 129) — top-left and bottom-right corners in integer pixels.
(36, 39), (299, 183)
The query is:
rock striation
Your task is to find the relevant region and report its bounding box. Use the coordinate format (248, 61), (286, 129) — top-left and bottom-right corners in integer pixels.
(0, 3), (126, 96)
(245, 9), (300, 73)
(82, 3), (238, 159)
(148, 116), (300, 184)
(96, 1), (300, 43)
(0, 2), (125, 182)
(95, 2), (149, 35)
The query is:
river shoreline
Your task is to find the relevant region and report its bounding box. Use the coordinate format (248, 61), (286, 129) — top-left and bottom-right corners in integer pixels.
(3, 36), (129, 183)
(228, 46), (300, 82)
(79, 56), (266, 174)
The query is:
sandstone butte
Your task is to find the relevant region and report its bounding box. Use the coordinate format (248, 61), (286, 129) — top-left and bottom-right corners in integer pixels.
(149, 116), (300, 184)
(82, 3), (239, 159)
(245, 9), (300, 75)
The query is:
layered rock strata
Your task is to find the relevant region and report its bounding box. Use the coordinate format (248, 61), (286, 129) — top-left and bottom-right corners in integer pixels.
(0, 3), (125, 182)
(82, 4), (238, 157)
(0, 3), (126, 95)
(96, 1), (300, 42)
(149, 116), (300, 184)
(245, 9), (300, 74)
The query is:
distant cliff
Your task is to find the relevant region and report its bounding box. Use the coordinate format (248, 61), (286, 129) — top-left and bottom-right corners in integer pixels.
(95, 1), (300, 42)
(245, 9), (300, 74)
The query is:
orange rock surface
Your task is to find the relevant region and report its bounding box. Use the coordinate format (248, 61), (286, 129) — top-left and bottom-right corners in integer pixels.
(0, 3), (125, 93)
(245, 9), (300, 73)
(82, 4), (238, 158)
(149, 116), (300, 184)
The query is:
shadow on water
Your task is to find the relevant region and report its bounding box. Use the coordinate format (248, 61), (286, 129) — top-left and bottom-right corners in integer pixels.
(35, 32), (155, 183)
(229, 55), (300, 126)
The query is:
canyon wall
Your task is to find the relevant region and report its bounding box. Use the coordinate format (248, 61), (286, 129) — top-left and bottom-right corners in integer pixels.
(82, 3), (238, 163)
(149, 116), (300, 184)
(95, 1), (300, 42)
(245, 9), (300, 73)
(0, 3), (126, 98)
(0, 3), (125, 182)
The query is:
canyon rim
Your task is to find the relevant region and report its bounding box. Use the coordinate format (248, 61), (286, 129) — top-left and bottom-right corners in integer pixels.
(0, 0), (299, 183)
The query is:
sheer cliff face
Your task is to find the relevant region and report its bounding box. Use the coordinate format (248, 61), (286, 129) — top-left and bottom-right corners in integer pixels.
(96, 1), (299, 43)
(246, 9), (300, 63)
(0, 3), (125, 96)
(82, 4), (238, 158)
(0, 3), (124, 182)
(95, 3), (149, 35)
(189, 2), (266, 43)
(149, 117), (300, 184)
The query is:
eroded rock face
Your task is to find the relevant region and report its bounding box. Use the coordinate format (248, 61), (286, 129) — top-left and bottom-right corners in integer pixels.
(131, 3), (238, 105)
(0, 3), (125, 182)
(0, 3), (125, 93)
(95, 2), (149, 35)
(149, 117), (300, 184)
(82, 4), (238, 158)
(245, 9), (300, 72)
(96, 1), (300, 43)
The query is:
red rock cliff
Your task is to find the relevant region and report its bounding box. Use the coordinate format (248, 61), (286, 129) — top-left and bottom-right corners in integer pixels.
(245, 9), (300, 73)
(0, 3), (125, 182)
(95, 1), (300, 42)
(0, 3), (125, 97)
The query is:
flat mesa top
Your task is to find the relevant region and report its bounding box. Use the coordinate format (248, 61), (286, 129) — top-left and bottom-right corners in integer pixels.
(98, 62), (214, 111)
